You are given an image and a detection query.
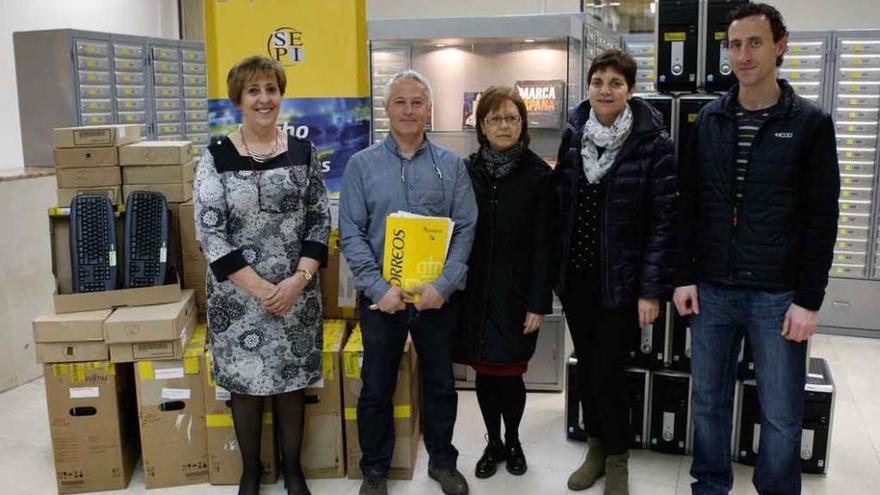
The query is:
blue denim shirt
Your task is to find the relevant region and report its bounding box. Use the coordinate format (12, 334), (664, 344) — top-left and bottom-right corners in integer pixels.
(339, 135), (477, 304)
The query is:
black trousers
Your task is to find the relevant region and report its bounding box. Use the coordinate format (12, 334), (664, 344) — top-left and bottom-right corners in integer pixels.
(560, 273), (638, 455)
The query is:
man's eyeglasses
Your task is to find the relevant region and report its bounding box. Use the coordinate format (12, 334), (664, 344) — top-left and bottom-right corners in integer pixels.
(484, 115), (522, 127)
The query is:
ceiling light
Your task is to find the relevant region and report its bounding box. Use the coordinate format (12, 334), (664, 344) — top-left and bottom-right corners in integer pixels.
(523, 39), (536, 43)
(609, 2), (621, 6)
(650, 1), (657, 14)
(435, 43), (447, 48)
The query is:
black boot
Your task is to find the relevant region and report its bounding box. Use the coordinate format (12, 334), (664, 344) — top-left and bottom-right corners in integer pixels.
(505, 440), (527, 475)
(475, 438), (506, 479)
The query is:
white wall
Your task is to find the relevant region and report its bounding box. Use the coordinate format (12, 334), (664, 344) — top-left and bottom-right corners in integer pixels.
(1, 0), (179, 171)
(766, 0), (879, 31)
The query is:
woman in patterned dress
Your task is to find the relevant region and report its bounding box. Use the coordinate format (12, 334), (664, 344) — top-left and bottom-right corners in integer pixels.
(194, 55), (330, 495)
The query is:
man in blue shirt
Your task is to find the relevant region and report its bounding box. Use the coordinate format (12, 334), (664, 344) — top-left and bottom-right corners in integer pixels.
(340, 70), (477, 495)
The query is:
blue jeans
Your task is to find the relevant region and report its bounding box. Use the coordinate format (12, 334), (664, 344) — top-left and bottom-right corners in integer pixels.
(690, 283), (807, 495)
(356, 295), (460, 478)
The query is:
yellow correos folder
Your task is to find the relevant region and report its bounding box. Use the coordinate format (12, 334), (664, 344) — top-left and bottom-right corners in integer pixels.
(382, 212), (454, 303)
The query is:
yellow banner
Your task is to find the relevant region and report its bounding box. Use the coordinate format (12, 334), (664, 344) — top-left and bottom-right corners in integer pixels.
(204, 0), (368, 99)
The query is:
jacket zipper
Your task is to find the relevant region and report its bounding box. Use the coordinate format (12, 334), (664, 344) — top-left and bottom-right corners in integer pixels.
(726, 110), (785, 282)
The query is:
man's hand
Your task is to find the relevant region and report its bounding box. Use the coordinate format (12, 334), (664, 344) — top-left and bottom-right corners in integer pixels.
(377, 286), (407, 314)
(782, 303), (818, 342)
(638, 298), (660, 328)
(262, 276), (305, 316)
(408, 283), (445, 311)
(523, 312), (543, 334)
(673, 285), (700, 316)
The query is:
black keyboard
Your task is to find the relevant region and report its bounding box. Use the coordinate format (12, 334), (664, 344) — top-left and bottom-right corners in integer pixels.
(70, 195), (117, 293)
(124, 191), (169, 288)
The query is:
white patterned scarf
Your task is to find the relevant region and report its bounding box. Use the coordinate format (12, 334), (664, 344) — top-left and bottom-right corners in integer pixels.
(580, 103), (633, 184)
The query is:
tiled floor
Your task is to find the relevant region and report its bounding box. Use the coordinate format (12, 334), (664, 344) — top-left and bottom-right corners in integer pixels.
(1, 334), (878, 495)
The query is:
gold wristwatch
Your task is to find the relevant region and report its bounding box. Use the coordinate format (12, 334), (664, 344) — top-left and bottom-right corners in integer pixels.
(296, 269), (313, 283)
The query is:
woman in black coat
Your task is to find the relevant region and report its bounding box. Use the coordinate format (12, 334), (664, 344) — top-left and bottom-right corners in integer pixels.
(457, 85), (557, 479)
(557, 50), (677, 495)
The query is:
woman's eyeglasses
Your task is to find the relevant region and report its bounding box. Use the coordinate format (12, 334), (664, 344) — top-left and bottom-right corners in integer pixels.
(484, 115), (522, 126)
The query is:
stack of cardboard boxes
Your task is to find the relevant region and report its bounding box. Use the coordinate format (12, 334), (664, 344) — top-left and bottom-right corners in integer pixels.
(119, 140), (195, 204)
(52, 124), (141, 206)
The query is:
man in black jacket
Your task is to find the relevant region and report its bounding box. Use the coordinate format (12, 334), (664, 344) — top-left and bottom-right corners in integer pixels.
(673, 4), (839, 495)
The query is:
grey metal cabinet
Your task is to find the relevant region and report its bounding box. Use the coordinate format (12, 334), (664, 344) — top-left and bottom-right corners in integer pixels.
(14, 29), (207, 166)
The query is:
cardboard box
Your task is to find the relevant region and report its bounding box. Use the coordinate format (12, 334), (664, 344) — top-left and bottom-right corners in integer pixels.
(48, 210), (182, 314)
(321, 231), (357, 320)
(56, 185), (122, 206)
(120, 141), (192, 166)
(44, 362), (138, 494)
(53, 124), (141, 149)
(54, 147), (118, 168)
(33, 309), (112, 342)
(301, 319), (349, 478)
(183, 266), (207, 314)
(33, 309), (112, 364)
(55, 166), (121, 188)
(342, 326), (420, 480)
(179, 200), (205, 260)
(122, 160), (196, 184)
(104, 290), (195, 344)
(37, 341), (109, 363)
(123, 182), (193, 203)
(134, 325), (209, 489)
(203, 350), (278, 485)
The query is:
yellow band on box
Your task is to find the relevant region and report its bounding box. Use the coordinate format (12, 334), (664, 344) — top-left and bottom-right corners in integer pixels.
(207, 413), (273, 428)
(345, 405), (411, 421)
(664, 32), (687, 42)
(51, 362), (114, 382)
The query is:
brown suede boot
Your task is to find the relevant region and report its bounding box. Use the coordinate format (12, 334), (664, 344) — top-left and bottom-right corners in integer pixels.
(604, 452), (629, 495)
(567, 437), (606, 491)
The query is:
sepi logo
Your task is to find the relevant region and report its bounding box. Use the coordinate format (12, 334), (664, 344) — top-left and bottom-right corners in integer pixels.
(268, 27), (305, 65)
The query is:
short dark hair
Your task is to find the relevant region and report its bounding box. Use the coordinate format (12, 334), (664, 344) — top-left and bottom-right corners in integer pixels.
(729, 2), (789, 67)
(475, 86), (531, 148)
(587, 49), (637, 91)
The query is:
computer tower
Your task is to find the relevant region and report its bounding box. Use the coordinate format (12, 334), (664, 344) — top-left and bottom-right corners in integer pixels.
(565, 353), (587, 441)
(668, 312), (692, 372)
(657, 0), (702, 92)
(703, 0), (750, 92)
(734, 357), (834, 474)
(627, 302), (669, 369)
(803, 357), (834, 474)
(626, 367), (651, 449)
(566, 354), (651, 449)
(649, 370), (692, 455)
(640, 94), (675, 135)
(675, 94), (718, 159)
(737, 336), (755, 379)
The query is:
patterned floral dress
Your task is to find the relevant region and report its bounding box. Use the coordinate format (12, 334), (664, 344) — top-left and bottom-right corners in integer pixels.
(194, 135), (330, 395)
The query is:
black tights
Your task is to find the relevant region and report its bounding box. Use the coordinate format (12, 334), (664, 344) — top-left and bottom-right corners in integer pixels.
(474, 373), (527, 445)
(231, 390), (306, 493)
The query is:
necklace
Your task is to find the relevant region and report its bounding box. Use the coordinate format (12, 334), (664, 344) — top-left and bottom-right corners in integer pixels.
(240, 127), (282, 163)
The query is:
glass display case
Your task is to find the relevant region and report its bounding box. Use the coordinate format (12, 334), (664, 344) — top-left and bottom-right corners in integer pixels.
(368, 14), (588, 165)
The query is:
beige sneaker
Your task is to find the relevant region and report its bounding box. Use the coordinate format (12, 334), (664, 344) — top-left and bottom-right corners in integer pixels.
(567, 437), (606, 491)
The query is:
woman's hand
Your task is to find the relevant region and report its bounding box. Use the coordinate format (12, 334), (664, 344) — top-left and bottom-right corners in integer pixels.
(523, 312), (544, 334)
(263, 275), (307, 316)
(638, 298), (660, 327)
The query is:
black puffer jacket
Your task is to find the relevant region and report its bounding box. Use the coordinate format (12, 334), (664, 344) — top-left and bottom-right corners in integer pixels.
(678, 81), (839, 310)
(457, 149), (557, 364)
(555, 97), (678, 308)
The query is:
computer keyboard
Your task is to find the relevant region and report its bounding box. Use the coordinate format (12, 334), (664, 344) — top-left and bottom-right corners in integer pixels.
(70, 195), (117, 293)
(124, 191), (169, 288)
